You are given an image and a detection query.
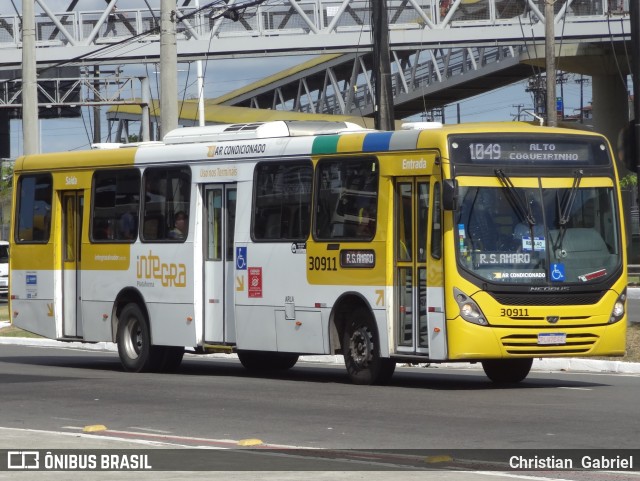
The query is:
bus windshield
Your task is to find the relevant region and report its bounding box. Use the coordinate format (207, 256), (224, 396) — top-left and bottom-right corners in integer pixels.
(455, 184), (620, 285)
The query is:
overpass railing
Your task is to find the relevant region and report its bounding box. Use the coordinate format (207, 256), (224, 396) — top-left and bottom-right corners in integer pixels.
(0, 0), (629, 48)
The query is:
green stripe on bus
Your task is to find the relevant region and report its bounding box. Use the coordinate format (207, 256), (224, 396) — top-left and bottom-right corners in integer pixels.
(312, 135), (340, 155)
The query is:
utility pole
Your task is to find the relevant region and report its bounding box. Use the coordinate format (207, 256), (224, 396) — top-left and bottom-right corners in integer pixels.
(195, 0), (205, 127)
(512, 104), (525, 121)
(23, 0), (40, 154)
(557, 71), (567, 120)
(93, 67), (101, 143)
(545, 0), (557, 127)
(575, 75), (590, 124)
(371, 0), (394, 130)
(160, 0), (178, 138)
(526, 75), (546, 116)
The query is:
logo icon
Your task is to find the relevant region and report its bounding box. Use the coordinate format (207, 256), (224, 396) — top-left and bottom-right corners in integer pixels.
(8, 451), (40, 470)
(550, 263), (565, 282)
(236, 247), (247, 270)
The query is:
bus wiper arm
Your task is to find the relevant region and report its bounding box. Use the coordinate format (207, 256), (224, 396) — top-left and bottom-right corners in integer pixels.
(558, 169), (583, 226)
(495, 169), (535, 226)
(553, 169), (583, 255)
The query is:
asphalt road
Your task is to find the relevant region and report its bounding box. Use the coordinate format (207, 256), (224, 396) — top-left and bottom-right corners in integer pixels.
(0, 343), (637, 449)
(1, 291), (639, 480)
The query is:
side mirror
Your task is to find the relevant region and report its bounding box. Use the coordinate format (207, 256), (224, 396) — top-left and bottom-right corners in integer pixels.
(442, 179), (458, 211)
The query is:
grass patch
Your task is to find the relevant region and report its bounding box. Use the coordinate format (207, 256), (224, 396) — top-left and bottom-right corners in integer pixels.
(0, 303), (42, 338)
(623, 323), (640, 362)
(0, 325), (42, 338)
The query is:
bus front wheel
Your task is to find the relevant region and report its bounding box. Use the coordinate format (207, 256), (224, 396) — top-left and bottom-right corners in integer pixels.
(117, 303), (163, 373)
(342, 309), (395, 385)
(481, 358), (533, 384)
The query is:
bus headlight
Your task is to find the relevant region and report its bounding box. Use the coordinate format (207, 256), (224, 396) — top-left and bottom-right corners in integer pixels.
(454, 288), (489, 326)
(609, 288), (626, 324)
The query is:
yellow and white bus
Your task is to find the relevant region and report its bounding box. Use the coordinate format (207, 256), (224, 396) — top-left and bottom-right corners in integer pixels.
(9, 120), (627, 384)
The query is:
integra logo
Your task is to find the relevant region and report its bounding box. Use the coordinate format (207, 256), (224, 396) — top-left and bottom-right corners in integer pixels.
(529, 286), (570, 292)
(137, 251), (187, 287)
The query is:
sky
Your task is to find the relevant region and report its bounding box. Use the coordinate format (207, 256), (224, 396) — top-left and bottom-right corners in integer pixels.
(6, 0), (602, 158)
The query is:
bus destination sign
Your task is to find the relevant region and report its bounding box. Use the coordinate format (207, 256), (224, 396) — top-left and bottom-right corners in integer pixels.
(449, 134), (610, 166)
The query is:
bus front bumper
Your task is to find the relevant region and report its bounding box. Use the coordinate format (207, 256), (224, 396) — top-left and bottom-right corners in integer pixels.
(446, 316), (627, 360)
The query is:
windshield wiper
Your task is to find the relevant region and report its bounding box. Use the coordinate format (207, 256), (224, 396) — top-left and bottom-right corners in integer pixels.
(558, 169), (583, 226)
(553, 169), (583, 254)
(495, 169), (535, 227)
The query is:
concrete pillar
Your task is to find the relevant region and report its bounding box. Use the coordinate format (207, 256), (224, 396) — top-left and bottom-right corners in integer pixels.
(0, 110), (10, 159)
(592, 74), (629, 156)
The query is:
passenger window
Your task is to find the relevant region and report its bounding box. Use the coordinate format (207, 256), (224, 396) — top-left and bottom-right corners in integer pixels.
(252, 161), (312, 241)
(142, 167), (191, 242)
(314, 158), (378, 241)
(15, 174), (52, 243)
(91, 169), (141, 242)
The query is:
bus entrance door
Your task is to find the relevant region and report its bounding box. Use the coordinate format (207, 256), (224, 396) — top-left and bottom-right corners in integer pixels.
(203, 184), (237, 344)
(61, 191), (84, 338)
(394, 178), (430, 355)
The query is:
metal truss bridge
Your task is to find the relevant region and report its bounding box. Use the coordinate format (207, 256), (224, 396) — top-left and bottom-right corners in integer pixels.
(0, 0), (633, 120)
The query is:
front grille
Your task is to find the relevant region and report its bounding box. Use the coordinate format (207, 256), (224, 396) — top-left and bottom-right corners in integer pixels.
(501, 332), (598, 355)
(490, 291), (605, 306)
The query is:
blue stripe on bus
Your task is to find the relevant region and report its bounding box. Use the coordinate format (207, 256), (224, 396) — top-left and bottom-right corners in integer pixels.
(362, 132), (393, 152)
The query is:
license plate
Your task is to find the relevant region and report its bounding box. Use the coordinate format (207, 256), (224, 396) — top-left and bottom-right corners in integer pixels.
(538, 333), (567, 345)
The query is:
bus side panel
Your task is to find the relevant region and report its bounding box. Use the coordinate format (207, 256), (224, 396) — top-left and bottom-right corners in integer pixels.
(128, 244), (197, 348)
(235, 305), (277, 351)
(81, 242), (198, 347)
(147, 302), (197, 347)
(274, 309), (324, 354)
(11, 269), (57, 339)
(80, 300), (117, 342)
(234, 241), (323, 353)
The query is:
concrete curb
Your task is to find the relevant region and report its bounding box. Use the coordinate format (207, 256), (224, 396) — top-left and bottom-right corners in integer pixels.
(628, 286), (640, 299)
(1, 330), (639, 374)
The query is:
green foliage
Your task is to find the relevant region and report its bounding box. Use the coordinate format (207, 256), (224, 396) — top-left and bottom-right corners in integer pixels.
(0, 164), (12, 195)
(620, 173), (638, 188)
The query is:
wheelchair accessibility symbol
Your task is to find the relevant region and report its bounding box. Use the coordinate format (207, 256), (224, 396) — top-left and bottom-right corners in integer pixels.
(550, 263), (565, 282)
(236, 247), (247, 270)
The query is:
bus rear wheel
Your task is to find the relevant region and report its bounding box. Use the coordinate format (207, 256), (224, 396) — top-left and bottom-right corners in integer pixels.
(237, 350), (299, 370)
(342, 309), (395, 385)
(481, 358), (533, 384)
(117, 303), (163, 373)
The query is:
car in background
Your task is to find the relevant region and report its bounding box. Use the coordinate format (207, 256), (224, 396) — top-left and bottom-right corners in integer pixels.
(0, 240), (8, 300)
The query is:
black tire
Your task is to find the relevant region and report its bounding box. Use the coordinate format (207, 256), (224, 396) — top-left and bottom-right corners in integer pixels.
(116, 303), (163, 373)
(237, 351), (299, 370)
(482, 358), (533, 384)
(158, 346), (185, 372)
(342, 308), (395, 385)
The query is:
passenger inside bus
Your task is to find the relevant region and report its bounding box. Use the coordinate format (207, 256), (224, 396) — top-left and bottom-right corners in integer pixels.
(168, 211), (188, 239)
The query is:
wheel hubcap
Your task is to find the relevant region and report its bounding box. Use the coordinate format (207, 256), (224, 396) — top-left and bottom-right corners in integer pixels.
(124, 318), (142, 360)
(350, 327), (373, 367)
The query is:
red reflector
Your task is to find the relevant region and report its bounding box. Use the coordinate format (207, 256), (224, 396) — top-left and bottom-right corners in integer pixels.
(428, 307), (436, 312)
